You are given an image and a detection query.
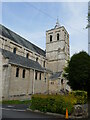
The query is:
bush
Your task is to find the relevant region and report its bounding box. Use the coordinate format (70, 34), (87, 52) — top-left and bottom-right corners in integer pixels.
(69, 90), (87, 104)
(30, 94), (74, 115)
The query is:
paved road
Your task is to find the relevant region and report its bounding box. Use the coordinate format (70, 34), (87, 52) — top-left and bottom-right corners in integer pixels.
(0, 104), (89, 120)
(1, 104), (64, 120)
(2, 109), (57, 118)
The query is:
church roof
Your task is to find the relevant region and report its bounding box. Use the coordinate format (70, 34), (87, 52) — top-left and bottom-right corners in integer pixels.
(0, 24), (45, 57)
(49, 71), (63, 80)
(2, 49), (44, 72)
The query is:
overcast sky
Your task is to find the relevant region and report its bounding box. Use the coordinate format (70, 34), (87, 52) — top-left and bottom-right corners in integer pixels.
(1, 2), (88, 56)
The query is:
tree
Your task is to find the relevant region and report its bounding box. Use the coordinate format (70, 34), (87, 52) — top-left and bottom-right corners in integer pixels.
(63, 51), (90, 93)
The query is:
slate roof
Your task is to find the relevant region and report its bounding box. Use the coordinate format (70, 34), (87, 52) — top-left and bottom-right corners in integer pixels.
(0, 24), (45, 57)
(49, 71), (63, 80)
(2, 49), (44, 72)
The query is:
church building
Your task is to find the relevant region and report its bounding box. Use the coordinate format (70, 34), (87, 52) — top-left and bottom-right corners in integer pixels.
(0, 20), (71, 100)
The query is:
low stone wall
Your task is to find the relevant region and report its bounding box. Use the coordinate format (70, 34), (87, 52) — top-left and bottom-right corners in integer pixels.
(72, 104), (88, 118)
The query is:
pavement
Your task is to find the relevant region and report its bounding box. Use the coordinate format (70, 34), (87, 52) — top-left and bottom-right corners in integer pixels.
(0, 104), (64, 119)
(0, 104), (89, 120)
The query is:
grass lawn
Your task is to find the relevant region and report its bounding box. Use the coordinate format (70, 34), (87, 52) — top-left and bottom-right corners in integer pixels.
(2, 100), (31, 105)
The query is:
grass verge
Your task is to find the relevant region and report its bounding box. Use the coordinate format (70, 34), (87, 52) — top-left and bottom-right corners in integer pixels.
(2, 100), (31, 105)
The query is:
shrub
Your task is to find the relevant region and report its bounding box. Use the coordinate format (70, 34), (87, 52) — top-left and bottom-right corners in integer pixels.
(69, 90), (87, 104)
(30, 94), (74, 115)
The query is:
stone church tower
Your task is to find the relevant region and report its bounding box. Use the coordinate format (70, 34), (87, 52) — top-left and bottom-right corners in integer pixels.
(46, 19), (70, 72)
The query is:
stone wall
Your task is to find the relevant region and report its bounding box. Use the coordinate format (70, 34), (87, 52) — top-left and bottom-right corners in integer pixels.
(49, 78), (71, 94)
(46, 26), (70, 73)
(34, 72), (48, 94)
(9, 66), (32, 96)
(49, 79), (60, 94)
(46, 59), (66, 72)
(2, 62), (48, 100)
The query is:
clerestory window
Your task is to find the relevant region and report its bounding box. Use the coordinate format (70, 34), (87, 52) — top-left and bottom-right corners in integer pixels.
(43, 61), (45, 67)
(13, 48), (16, 54)
(39, 73), (41, 80)
(16, 67), (19, 77)
(26, 53), (29, 58)
(22, 69), (25, 78)
(35, 71), (38, 80)
(36, 57), (38, 62)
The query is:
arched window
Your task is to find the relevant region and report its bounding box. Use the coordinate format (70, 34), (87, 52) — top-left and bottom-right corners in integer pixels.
(51, 81), (54, 84)
(26, 53), (29, 58)
(61, 79), (63, 84)
(35, 71), (38, 80)
(43, 61), (45, 67)
(57, 33), (59, 40)
(16, 67), (19, 77)
(22, 69), (25, 78)
(39, 73), (41, 80)
(50, 35), (52, 42)
(36, 57), (38, 62)
(13, 47), (16, 54)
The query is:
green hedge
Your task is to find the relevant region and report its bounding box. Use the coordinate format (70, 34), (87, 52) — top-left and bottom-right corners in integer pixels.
(30, 94), (74, 115)
(69, 90), (87, 104)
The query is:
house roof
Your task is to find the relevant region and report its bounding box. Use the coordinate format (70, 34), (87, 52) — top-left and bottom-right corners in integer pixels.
(49, 71), (63, 80)
(2, 49), (44, 72)
(0, 24), (45, 57)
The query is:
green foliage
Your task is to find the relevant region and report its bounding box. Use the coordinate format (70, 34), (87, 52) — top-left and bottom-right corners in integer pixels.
(63, 51), (90, 93)
(2, 100), (31, 105)
(30, 93), (87, 114)
(69, 90), (87, 104)
(88, 13), (90, 16)
(30, 94), (74, 115)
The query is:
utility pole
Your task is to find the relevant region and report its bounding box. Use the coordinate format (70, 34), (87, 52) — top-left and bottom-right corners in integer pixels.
(87, 1), (90, 55)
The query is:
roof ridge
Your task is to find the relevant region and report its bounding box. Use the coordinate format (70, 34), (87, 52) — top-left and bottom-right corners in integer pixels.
(0, 24), (45, 57)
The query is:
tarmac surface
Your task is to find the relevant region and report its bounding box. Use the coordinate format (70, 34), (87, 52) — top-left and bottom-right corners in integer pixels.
(0, 104), (64, 119)
(0, 104), (89, 120)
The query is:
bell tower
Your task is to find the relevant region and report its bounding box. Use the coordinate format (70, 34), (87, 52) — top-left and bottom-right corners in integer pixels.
(46, 19), (70, 72)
